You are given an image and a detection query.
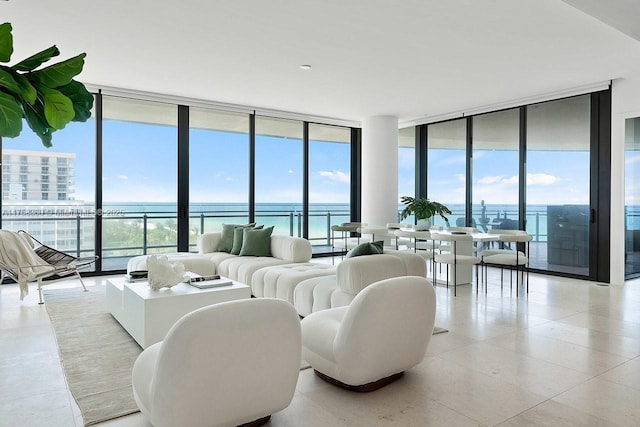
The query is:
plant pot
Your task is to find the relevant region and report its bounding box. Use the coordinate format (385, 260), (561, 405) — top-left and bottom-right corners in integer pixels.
(416, 218), (431, 231)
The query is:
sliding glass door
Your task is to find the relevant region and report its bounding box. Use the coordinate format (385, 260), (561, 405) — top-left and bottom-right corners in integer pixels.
(189, 108), (250, 247)
(102, 96), (178, 270)
(526, 95), (591, 275)
(625, 117), (640, 277)
(308, 124), (351, 246)
(254, 117), (303, 236)
(472, 109), (520, 231)
(427, 119), (466, 228)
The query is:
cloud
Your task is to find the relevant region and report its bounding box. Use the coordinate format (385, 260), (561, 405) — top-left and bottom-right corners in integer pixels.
(214, 172), (236, 182)
(288, 169), (294, 174)
(118, 175), (128, 180)
(478, 175), (502, 185)
(527, 173), (558, 186)
(502, 175), (518, 185)
(318, 170), (350, 184)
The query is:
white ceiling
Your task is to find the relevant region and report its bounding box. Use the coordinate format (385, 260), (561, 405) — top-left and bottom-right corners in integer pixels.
(3, 0), (640, 125)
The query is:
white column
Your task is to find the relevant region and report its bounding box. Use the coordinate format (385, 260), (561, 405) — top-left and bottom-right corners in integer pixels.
(361, 116), (398, 227)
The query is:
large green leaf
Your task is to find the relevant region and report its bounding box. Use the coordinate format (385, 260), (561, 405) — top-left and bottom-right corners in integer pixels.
(0, 67), (21, 96)
(12, 72), (37, 105)
(29, 53), (86, 88)
(12, 45), (60, 72)
(41, 87), (74, 129)
(0, 90), (23, 137)
(24, 102), (53, 147)
(0, 23), (13, 63)
(57, 80), (94, 122)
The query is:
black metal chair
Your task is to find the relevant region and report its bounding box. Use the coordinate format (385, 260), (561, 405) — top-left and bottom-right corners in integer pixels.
(0, 230), (98, 304)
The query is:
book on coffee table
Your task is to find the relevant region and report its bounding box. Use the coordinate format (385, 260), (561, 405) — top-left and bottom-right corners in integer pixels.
(185, 272), (233, 289)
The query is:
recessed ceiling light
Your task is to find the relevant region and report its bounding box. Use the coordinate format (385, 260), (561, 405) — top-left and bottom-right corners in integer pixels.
(299, 64), (312, 70)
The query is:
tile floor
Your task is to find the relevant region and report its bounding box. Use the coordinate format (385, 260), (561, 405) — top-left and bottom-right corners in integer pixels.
(1, 269), (639, 426)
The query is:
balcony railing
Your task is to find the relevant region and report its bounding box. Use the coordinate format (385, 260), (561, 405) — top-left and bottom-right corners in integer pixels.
(1, 206), (555, 271)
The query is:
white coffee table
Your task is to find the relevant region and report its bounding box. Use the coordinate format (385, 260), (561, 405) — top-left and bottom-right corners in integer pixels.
(106, 277), (251, 348)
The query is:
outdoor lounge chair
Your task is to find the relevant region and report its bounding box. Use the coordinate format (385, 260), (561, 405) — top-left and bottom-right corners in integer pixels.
(0, 229), (98, 304)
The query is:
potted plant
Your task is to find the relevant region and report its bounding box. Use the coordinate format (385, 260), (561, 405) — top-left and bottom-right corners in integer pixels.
(0, 22), (93, 148)
(399, 196), (452, 230)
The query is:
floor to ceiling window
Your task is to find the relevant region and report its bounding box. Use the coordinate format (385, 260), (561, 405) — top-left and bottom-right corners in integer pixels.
(472, 109), (520, 231)
(189, 108), (249, 248)
(405, 90), (609, 281)
(102, 96), (178, 270)
(1, 113), (97, 268)
(254, 117), (303, 236)
(427, 119), (466, 228)
(308, 123), (351, 246)
(526, 95), (591, 275)
(625, 117), (640, 277)
(398, 127), (416, 222)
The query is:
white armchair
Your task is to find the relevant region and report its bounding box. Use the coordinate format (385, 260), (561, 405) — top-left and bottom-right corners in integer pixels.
(301, 276), (436, 391)
(132, 298), (301, 427)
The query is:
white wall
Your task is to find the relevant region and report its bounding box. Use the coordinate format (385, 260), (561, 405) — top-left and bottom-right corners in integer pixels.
(610, 74), (640, 285)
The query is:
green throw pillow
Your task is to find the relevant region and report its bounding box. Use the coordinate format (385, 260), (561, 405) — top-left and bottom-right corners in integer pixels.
(218, 222), (255, 253)
(231, 225), (264, 255)
(346, 240), (384, 258)
(231, 226), (249, 255)
(239, 226), (274, 257)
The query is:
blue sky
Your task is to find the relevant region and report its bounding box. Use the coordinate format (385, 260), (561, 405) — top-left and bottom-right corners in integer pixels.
(5, 118), (591, 208)
(4, 119), (352, 205)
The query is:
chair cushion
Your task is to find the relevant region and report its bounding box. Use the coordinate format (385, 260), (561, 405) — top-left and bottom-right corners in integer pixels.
(483, 253), (528, 266)
(434, 253), (481, 264)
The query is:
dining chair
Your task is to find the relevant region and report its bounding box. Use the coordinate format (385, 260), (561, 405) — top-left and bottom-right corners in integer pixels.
(393, 229), (437, 273)
(331, 222), (368, 263)
(430, 231), (482, 296)
(481, 232), (532, 296)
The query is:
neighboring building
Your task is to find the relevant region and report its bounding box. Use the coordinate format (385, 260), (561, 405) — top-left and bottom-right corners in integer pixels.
(1, 149), (93, 253)
(2, 149), (75, 202)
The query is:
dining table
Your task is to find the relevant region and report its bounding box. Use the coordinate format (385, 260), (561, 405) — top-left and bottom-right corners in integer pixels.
(396, 228), (500, 286)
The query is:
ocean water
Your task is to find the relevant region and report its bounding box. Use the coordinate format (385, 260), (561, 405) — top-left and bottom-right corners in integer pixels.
(100, 202), (561, 242)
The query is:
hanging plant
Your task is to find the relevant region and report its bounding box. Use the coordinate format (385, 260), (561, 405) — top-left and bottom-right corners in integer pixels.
(0, 22), (93, 147)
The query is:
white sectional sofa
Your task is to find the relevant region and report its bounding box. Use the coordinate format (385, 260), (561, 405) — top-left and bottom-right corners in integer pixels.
(127, 232), (313, 286)
(127, 232), (428, 317)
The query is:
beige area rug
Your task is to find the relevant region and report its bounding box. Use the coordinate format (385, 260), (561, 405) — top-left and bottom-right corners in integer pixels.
(44, 286), (314, 425)
(44, 286), (143, 426)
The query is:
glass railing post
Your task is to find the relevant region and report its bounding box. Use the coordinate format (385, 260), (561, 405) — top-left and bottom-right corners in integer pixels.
(326, 212), (331, 245)
(297, 213), (302, 237)
(200, 213), (204, 234)
(143, 214), (148, 255)
(289, 213), (294, 236)
(76, 215), (81, 257)
(535, 212), (540, 242)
